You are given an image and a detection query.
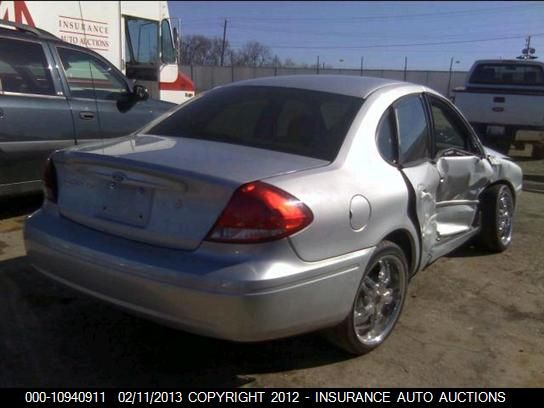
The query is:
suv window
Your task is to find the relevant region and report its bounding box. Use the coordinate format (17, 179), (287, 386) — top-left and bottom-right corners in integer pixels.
(149, 86), (364, 161)
(394, 95), (430, 164)
(57, 47), (128, 100)
(0, 38), (55, 95)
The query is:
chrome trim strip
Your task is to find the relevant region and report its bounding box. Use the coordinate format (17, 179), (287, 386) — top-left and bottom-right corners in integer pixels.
(436, 200), (479, 208)
(0, 91), (66, 99)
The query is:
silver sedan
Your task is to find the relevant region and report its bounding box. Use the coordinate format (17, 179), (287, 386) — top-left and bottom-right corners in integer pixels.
(24, 75), (522, 354)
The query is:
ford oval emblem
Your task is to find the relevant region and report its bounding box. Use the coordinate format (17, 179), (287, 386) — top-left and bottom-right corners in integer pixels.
(112, 172), (126, 183)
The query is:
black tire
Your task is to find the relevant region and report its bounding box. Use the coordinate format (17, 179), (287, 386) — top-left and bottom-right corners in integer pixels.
(325, 240), (408, 355)
(477, 184), (514, 253)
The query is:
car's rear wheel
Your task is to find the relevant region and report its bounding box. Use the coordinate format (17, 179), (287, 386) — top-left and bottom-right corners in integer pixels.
(478, 184), (514, 252)
(326, 241), (408, 355)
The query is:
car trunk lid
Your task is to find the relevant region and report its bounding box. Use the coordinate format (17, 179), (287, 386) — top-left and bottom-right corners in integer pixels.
(53, 135), (328, 250)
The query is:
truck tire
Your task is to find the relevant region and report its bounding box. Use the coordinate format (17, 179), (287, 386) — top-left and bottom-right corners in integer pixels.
(477, 184), (514, 253)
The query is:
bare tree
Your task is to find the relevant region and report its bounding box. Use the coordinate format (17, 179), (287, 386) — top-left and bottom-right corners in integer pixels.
(233, 41), (273, 67)
(180, 35), (230, 65)
(282, 58), (298, 67)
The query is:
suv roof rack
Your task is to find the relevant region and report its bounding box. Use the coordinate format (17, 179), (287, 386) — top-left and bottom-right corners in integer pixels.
(0, 19), (58, 41)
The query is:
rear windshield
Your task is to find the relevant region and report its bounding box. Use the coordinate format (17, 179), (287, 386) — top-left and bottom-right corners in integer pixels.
(469, 63), (544, 86)
(148, 86), (364, 161)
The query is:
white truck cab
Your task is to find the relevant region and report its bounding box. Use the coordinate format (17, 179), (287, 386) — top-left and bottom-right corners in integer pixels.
(452, 59), (544, 158)
(0, 0), (195, 104)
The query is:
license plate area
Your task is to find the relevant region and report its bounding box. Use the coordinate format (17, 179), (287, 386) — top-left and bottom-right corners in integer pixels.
(97, 182), (153, 227)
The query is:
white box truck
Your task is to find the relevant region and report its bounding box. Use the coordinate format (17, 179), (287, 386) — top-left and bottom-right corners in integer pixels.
(0, 0), (195, 104)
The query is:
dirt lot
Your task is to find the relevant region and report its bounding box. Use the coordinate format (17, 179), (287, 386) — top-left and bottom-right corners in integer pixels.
(1, 181), (543, 387)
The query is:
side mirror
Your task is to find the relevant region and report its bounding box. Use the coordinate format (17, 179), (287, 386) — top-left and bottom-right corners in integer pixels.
(132, 84), (149, 101)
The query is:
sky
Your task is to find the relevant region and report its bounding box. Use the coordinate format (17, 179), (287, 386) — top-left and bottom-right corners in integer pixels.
(168, 1), (544, 71)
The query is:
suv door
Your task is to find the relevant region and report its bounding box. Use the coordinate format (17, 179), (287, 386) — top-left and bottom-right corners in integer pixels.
(0, 36), (75, 196)
(53, 46), (164, 143)
(424, 93), (493, 258)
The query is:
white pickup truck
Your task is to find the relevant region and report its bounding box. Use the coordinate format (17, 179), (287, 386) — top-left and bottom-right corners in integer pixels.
(452, 59), (544, 159)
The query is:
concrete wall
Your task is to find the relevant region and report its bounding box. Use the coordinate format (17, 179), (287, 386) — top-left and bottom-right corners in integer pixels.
(181, 65), (469, 97)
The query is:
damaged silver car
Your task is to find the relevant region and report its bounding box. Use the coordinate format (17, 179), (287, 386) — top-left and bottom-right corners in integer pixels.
(24, 75), (522, 354)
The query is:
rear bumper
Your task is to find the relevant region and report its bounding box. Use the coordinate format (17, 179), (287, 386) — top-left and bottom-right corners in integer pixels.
(24, 206), (374, 342)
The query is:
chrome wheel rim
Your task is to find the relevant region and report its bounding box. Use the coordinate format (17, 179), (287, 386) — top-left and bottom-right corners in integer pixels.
(497, 188), (513, 246)
(353, 255), (406, 346)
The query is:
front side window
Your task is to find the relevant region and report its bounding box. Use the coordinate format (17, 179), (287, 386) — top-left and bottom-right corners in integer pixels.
(394, 95), (430, 164)
(0, 38), (55, 95)
(428, 96), (480, 155)
(57, 47), (128, 100)
(149, 86), (364, 161)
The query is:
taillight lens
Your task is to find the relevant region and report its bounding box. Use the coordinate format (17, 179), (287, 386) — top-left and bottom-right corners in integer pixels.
(206, 181), (313, 243)
(43, 157), (58, 203)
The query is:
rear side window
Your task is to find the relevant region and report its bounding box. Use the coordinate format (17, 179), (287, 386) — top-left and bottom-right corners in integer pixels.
(0, 38), (55, 95)
(376, 108), (397, 164)
(469, 63), (544, 86)
(394, 95), (430, 164)
(149, 86), (364, 161)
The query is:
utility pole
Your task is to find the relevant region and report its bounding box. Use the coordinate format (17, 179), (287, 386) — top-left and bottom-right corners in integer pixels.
(317, 56), (320, 74)
(220, 19), (228, 66)
(517, 35), (538, 60)
(403, 56), (407, 81)
(360, 56), (364, 76)
(447, 57), (460, 97)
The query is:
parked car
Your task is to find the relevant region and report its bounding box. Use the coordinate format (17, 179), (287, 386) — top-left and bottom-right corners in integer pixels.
(24, 75), (522, 354)
(0, 21), (174, 198)
(451, 59), (544, 158)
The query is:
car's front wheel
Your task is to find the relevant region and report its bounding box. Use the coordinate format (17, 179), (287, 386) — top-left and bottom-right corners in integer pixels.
(326, 240), (408, 355)
(478, 184), (514, 252)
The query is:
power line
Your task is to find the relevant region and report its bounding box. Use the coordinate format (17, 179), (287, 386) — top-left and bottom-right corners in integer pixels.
(227, 23), (541, 42)
(242, 32), (544, 50)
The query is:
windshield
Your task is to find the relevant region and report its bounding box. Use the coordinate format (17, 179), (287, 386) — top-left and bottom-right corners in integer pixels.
(469, 63), (544, 86)
(125, 17), (159, 64)
(148, 86), (364, 161)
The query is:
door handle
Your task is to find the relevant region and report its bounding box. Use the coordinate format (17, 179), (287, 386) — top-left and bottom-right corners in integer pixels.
(79, 111), (95, 120)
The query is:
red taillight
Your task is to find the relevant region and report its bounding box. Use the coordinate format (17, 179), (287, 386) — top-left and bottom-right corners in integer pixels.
(206, 181), (313, 243)
(43, 157), (58, 203)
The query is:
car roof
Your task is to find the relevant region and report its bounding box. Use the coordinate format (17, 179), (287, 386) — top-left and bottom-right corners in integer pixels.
(221, 75), (407, 98)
